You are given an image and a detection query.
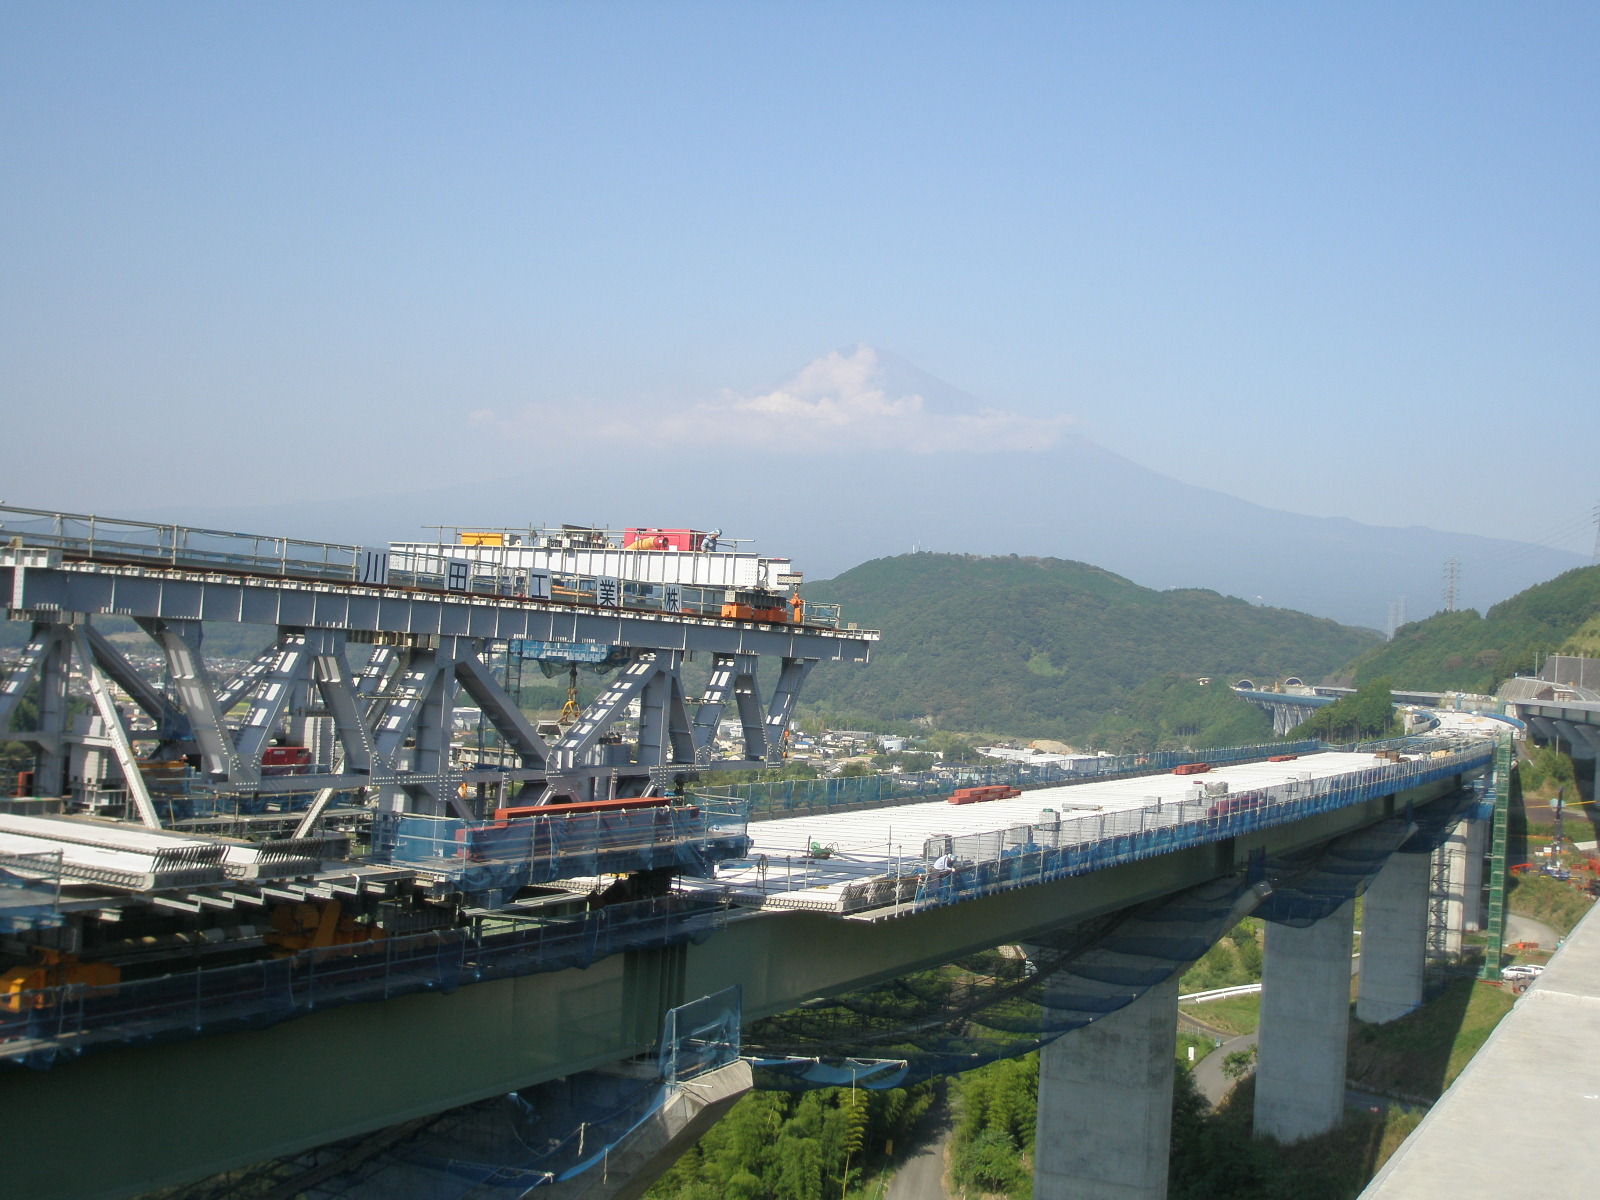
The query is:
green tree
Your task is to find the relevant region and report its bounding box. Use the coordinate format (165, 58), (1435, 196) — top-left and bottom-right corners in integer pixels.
(1290, 677), (1398, 742)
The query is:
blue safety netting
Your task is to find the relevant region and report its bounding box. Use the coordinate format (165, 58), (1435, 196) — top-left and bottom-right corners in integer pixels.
(746, 874), (1263, 1086)
(714, 740), (1321, 822)
(908, 739), (1492, 915)
(0, 894), (732, 1069)
(147, 784), (364, 824)
(1253, 785), (1485, 927)
(0, 851), (63, 932)
(750, 1056), (911, 1089)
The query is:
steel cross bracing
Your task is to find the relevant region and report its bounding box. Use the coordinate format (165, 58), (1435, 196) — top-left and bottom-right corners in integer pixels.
(0, 548), (875, 826)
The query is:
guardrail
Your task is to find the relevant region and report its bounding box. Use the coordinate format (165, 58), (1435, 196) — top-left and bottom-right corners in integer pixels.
(1180, 983), (1262, 1003)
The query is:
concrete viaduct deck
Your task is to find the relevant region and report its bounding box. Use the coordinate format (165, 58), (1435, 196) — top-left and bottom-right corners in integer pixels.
(1511, 696), (1600, 796)
(0, 752), (1483, 1200)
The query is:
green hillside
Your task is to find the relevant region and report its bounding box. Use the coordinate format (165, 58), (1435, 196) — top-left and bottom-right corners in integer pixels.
(800, 554), (1381, 743)
(1342, 564), (1600, 693)
(1088, 675), (1273, 752)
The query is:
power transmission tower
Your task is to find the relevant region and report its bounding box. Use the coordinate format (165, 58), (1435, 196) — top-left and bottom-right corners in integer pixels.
(1443, 558), (1461, 613)
(1591, 500), (1600, 563)
(1387, 596), (1407, 640)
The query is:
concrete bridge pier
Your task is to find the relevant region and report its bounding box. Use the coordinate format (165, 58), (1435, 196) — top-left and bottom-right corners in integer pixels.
(1462, 818), (1485, 932)
(1254, 899), (1355, 1142)
(1033, 976), (1180, 1200)
(1356, 849), (1429, 1023)
(1435, 824), (1469, 955)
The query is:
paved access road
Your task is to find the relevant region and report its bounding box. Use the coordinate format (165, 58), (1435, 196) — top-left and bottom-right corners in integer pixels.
(886, 1108), (953, 1200)
(1504, 913), (1560, 949)
(1190, 1032), (1257, 1107)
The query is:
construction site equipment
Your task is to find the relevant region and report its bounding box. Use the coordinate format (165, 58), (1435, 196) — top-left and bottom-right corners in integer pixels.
(1, 949), (119, 1012)
(264, 900), (386, 954)
(380, 799), (750, 906)
(720, 588), (790, 623)
(948, 785), (1022, 805)
(0, 505), (837, 628)
(622, 528), (718, 552)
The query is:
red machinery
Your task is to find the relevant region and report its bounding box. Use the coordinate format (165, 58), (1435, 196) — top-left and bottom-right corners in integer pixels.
(1208, 793), (1266, 818)
(948, 785), (1023, 805)
(1173, 763), (1211, 776)
(261, 746), (312, 776)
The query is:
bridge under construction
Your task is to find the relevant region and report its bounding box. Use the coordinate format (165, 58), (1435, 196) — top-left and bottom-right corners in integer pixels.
(0, 506), (1505, 1200)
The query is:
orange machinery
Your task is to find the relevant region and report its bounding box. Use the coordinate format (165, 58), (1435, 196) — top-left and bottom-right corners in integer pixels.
(720, 587), (790, 623)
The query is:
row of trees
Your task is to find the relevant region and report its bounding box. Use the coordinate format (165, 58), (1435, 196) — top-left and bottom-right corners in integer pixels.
(1290, 678), (1399, 742)
(645, 1083), (934, 1200)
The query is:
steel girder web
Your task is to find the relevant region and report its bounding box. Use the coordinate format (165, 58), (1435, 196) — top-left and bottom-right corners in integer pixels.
(745, 876), (1267, 1088)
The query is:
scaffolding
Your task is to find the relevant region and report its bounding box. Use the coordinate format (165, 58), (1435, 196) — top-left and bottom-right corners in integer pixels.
(1479, 735), (1514, 979)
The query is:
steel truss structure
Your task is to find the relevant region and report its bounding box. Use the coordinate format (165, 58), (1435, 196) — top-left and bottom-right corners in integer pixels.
(0, 542), (876, 832)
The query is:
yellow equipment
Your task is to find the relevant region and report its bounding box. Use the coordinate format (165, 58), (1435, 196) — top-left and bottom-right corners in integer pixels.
(1, 949), (120, 1011)
(560, 664), (581, 725)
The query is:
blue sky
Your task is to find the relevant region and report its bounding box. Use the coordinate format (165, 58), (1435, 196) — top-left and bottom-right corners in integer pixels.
(3, 2), (1597, 555)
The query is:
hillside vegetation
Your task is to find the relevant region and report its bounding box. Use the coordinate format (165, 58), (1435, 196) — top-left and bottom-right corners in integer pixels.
(1341, 564), (1600, 693)
(1089, 676), (1273, 753)
(1289, 679), (1400, 742)
(801, 554), (1380, 743)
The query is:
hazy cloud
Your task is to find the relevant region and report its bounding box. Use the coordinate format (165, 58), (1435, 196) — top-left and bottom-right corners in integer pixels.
(480, 346), (1074, 454)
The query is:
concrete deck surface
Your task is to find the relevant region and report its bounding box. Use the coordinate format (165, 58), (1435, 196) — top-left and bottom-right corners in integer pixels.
(1359, 900), (1600, 1198)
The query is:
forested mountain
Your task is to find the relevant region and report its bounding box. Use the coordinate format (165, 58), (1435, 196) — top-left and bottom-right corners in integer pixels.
(1341, 564), (1600, 693)
(801, 554), (1380, 743)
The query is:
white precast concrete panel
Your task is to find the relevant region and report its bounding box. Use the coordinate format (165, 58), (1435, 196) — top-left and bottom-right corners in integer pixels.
(713, 751), (1400, 911)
